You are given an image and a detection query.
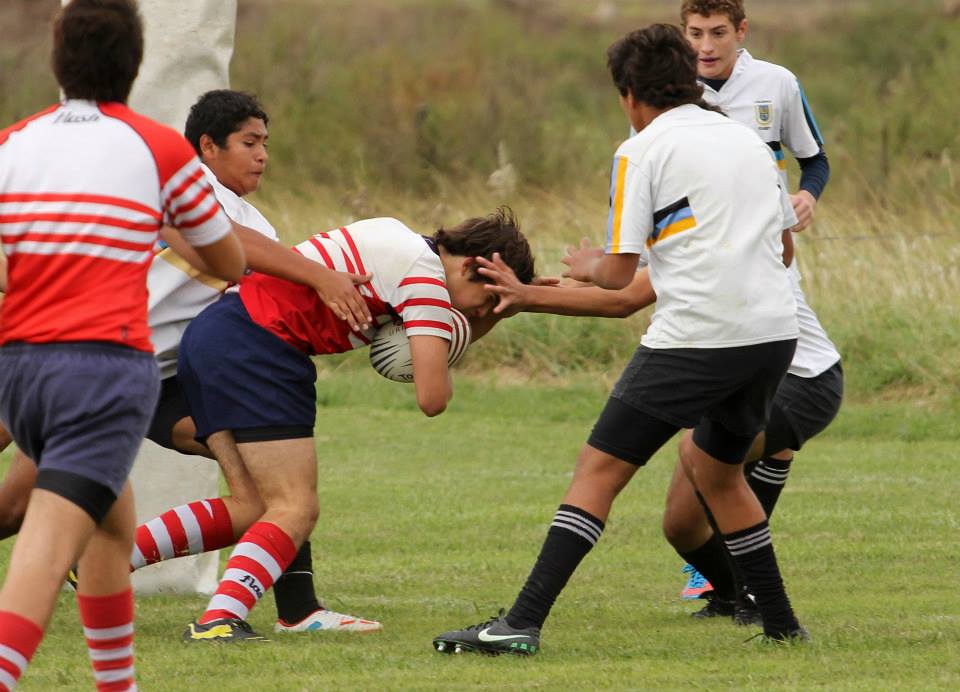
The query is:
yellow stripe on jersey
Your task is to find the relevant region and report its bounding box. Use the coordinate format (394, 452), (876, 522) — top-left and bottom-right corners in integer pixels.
(654, 215), (697, 245)
(609, 156), (629, 253)
(155, 247), (228, 291)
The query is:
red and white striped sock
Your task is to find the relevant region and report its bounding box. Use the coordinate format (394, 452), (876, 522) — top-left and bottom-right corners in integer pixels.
(198, 522), (297, 624)
(0, 611), (42, 692)
(77, 590), (136, 692)
(130, 498), (233, 571)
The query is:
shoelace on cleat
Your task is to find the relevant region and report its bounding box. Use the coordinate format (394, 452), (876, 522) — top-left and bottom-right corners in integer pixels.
(684, 567), (708, 589)
(225, 619), (255, 634)
(460, 608), (508, 632)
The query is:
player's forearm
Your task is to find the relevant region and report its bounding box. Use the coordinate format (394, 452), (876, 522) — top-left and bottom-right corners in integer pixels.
(797, 150), (830, 199)
(409, 335), (453, 417)
(590, 253), (640, 290)
(523, 282), (651, 318)
(234, 225), (336, 288)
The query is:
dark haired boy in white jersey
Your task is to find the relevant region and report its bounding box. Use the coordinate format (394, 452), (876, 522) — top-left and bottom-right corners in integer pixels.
(433, 24), (807, 656)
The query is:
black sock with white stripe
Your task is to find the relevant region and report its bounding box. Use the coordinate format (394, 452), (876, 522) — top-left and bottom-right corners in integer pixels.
(678, 533), (737, 600)
(506, 504), (605, 630)
(274, 540), (322, 624)
(723, 519), (799, 636)
(745, 456), (793, 518)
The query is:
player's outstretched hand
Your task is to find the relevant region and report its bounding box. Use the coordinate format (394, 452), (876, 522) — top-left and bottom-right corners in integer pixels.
(790, 191), (816, 232)
(561, 238), (603, 283)
(312, 267), (374, 331)
(477, 253), (528, 316)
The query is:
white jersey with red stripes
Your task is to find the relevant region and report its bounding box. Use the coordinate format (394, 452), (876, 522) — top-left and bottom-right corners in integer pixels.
(0, 99), (231, 351)
(240, 217), (454, 355)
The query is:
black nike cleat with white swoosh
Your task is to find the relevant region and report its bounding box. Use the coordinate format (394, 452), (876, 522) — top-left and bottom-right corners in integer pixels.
(432, 609), (540, 656)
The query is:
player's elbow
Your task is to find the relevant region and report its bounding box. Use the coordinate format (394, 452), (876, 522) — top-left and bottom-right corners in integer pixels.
(194, 233), (247, 282)
(204, 252), (246, 283)
(417, 392), (449, 417)
(610, 298), (641, 318)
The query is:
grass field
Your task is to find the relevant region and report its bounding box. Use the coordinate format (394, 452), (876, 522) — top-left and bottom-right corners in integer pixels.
(0, 1), (958, 689)
(2, 372), (957, 690)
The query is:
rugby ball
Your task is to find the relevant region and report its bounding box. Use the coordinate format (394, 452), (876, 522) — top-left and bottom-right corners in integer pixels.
(368, 309), (472, 383)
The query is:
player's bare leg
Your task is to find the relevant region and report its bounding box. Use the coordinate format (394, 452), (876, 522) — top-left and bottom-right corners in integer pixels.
(560, 444), (640, 522)
(664, 451), (742, 615)
(185, 438), (318, 642)
(435, 444), (635, 655)
(169, 415), (213, 458)
(207, 431), (266, 537)
(0, 450), (38, 539)
(74, 481), (139, 689)
(78, 482), (136, 595)
(234, 438), (318, 547)
(663, 460), (712, 552)
(680, 435), (804, 640)
(0, 489), (96, 627)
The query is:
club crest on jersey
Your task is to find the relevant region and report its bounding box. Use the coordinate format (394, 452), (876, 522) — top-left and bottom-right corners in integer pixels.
(754, 102), (773, 129)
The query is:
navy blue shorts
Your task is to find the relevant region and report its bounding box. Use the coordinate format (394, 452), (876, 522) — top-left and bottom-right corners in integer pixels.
(0, 342), (160, 521)
(178, 293), (317, 442)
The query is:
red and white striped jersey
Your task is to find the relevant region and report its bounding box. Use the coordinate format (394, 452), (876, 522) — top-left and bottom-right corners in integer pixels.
(0, 99), (231, 351)
(240, 217), (454, 355)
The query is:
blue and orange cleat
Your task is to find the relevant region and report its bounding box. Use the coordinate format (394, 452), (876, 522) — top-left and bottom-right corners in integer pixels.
(681, 563), (714, 600)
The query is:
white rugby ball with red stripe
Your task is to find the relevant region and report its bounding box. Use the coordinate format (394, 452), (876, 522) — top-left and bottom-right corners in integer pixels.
(369, 308), (472, 383)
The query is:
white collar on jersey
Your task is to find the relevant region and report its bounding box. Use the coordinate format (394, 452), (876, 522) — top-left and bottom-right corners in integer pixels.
(60, 98), (100, 110)
(700, 48), (754, 93)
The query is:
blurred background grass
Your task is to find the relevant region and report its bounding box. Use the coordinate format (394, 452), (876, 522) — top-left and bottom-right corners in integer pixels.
(2, 0), (957, 404)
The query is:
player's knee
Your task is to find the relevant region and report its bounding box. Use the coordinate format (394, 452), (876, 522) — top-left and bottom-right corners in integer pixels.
(574, 445), (635, 491)
(661, 512), (685, 547)
(234, 493), (266, 518)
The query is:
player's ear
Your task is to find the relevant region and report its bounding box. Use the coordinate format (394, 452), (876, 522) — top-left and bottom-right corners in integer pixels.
(736, 18), (748, 41)
(460, 256), (476, 277)
(198, 134), (218, 162)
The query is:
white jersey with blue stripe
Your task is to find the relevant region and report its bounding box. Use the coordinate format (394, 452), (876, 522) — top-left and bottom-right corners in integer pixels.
(700, 49), (822, 191)
(700, 49), (840, 377)
(607, 104), (797, 350)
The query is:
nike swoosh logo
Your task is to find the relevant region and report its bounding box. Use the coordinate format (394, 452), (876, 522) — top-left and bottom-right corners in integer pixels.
(478, 627), (530, 642)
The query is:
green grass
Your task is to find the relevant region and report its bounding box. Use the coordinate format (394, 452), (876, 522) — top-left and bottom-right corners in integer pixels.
(3, 373), (958, 690)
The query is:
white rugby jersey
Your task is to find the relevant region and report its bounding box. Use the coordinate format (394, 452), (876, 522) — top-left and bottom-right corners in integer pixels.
(240, 217), (456, 355)
(702, 50), (840, 376)
(148, 165), (278, 378)
(700, 49), (823, 190)
(607, 104), (797, 349)
(0, 100), (231, 351)
(787, 262), (840, 376)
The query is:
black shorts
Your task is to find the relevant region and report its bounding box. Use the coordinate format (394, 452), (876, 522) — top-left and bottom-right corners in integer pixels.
(145, 376), (193, 452)
(763, 360), (843, 455)
(588, 340), (796, 465)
